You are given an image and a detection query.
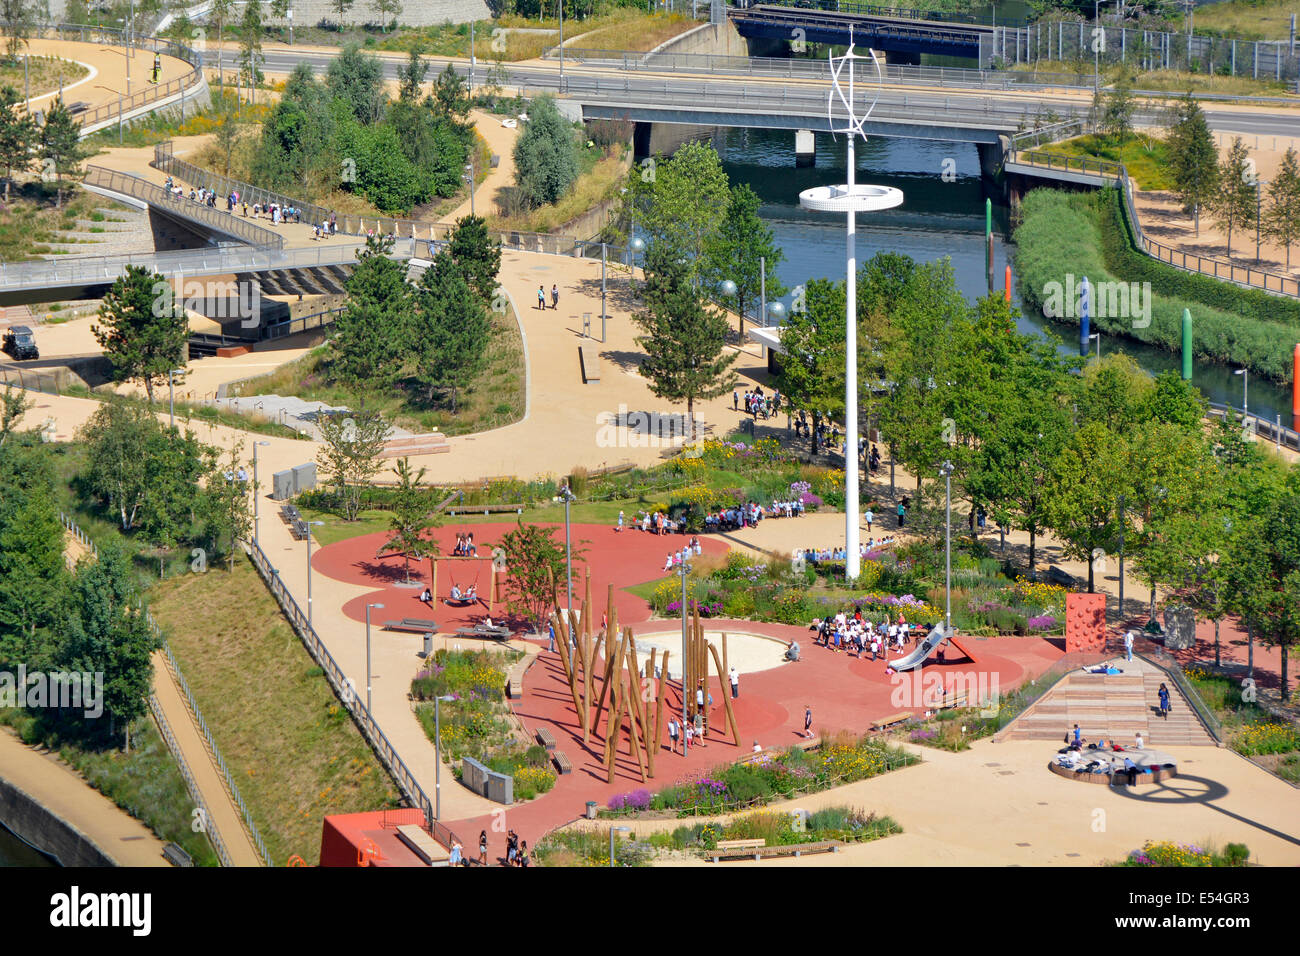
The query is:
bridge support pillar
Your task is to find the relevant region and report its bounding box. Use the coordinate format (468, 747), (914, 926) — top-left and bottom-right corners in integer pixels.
(794, 129), (815, 168)
(975, 136), (1009, 181)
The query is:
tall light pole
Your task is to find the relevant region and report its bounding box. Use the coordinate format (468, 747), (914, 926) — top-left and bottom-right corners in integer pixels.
(288, 8), (294, 45)
(433, 693), (455, 818)
(678, 559), (691, 750)
(1234, 367), (1249, 423)
(252, 440), (270, 547)
(609, 825), (630, 866)
(168, 367), (186, 429)
(939, 460), (953, 631)
(559, 0), (565, 83)
(306, 520), (324, 625)
(798, 45), (903, 583)
(365, 602), (384, 714)
(1089, 332), (1101, 360)
(469, 19), (475, 92)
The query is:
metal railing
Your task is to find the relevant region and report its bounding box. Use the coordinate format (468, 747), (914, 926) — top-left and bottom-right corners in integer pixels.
(33, 23), (206, 132)
(148, 694), (234, 867)
(262, 306), (346, 340)
(83, 165), (285, 249)
(1206, 402), (1300, 454)
(1134, 647), (1223, 743)
(247, 537), (461, 855)
(57, 510), (273, 867)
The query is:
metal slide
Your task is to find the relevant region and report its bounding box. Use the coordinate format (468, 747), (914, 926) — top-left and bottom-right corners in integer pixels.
(888, 621), (950, 671)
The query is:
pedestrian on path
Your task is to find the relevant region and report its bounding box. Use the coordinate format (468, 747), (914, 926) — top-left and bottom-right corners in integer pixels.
(803, 705), (813, 739)
(537, 285), (546, 310)
(729, 666), (739, 699)
(1157, 683), (1170, 720)
(478, 830), (488, 866)
(1124, 630), (1135, 662)
(897, 501), (906, 529)
(551, 283), (560, 309)
(865, 508), (874, 533)
(668, 717), (679, 754)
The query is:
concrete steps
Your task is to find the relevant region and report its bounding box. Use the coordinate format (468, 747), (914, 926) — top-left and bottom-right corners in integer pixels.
(1000, 658), (1214, 746)
(381, 434), (450, 458)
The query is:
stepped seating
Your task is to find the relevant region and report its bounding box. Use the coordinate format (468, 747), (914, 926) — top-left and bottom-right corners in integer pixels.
(380, 433), (450, 458)
(999, 659), (1214, 747)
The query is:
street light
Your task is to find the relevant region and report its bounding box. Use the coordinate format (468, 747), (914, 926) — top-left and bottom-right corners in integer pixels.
(168, 367), (185, 429)
(609, 825), (630, 867)
(678, 559), (691, 751)
(939, 461), (954, 631)
(365, 602), (385, 714)
(463, 160), (475, 218)
(251, 440), (270, 547)
(1093, 0), (1118, 96)
(1233, 367), (1249, 425)
(1088, 332), (1101, 360)
(559, 0), (565, 83)
(306, 520), (324, 625)
(432, 693), (456, 819)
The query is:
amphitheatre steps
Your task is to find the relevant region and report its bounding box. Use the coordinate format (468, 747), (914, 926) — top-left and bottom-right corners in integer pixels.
(1000, 658), (1214, 747)
(381, 434), (450, 458)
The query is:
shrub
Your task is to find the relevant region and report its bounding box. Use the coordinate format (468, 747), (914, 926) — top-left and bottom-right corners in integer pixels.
(1234, 722), (1300, 756)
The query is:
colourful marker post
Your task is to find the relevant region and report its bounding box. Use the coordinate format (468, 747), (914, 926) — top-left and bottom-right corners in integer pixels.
(985, 198), (993, 294)
(1293, 343), (1300, 429)
(1079, 276), (1091, 357)
(1004, 264), (1011, 304)
(1181, 309), (1193, 380)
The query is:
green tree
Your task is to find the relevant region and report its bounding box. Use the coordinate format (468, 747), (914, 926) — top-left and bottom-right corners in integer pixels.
(1045, 421), (1129, 592)
(411, 253), (491, 411)
(632, 253), (737, 420)
(1079, 352), (1153, 436)
(432, 62), (470, 125)
(0, 478), (65, 651)
(772, 276), (846, 453)
(209, 0), (234, 87)
(369, 0), (402, 31)
(1100, 72), (1135, 144)
(630, 140), (730, 275)
(212, 100), (242, 176)
(1144, 370), (1206, 430)
(0, 383), (30, 446)
(703, 182), (786, 332)
(0, 0), (37, 60)
(0, 84), (35, 201)
(92, 266), (187, 403)
(1166, 94), (1219, 235)
(512, 95), (578, 209)
(1212, 135), (1255, 257)
(328, 43), (386, 125)
(376, 457), (439, 583)
(447, 214), (502, 305)
(330, 234), (412, 387)
(40, 97), (90, 208)
(331, 0), (355, 30)
(205, 443), (253, 572)
(314, 409), (392, 521)
(397, 46), (428, 102)
(1265, 145), (1300, 269)
(498, 520), (583, 632)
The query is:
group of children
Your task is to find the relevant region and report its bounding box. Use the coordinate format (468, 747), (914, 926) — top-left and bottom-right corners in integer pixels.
(813, 608), (922, 669)
(662, 537), (705, 571)
(734, 386), (780, 419)
(795, 536), (897, 563)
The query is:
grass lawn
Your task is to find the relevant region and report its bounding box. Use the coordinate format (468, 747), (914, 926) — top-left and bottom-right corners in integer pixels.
(491, 143), (629, 233)
(1179, 0), (1300, 41)
(148, 553), (402, 865)
(1008, 60), (1296, 95)
(0, 55), (88, 95)
(1047, 132), (1175, 191)
(0, 186), (119, 261)
(228, 304), (526, 437)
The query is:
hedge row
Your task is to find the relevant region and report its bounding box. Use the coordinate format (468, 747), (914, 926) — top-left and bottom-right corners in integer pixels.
(1013, 188), (1297, 383)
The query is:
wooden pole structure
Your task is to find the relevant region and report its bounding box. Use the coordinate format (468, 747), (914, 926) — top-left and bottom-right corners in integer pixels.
(697, 619), (710, 738)
(622, 651), (648, 781)
(722, 632), (729, 685)
(601, 626), (631, 764)
(653, 650), (668, 768)
(708, 641), (740, 745)
(604, 583), (617, 671)
(551, 612), (584, 732)
(625, 632), (647, 751)
(645, 649), (659, 778)
(429, 556), (438, 606)
(605, 690), (625, 783)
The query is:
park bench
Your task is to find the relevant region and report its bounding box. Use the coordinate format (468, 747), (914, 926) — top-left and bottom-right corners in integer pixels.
(870, 711), (913, 732)
(162, 842), (193, 867)
(1045, 565), (1078, 589)
(535, 727), (557, 750)
(579, 343), (600, 384)
(384, 618), (439, 634)
(936, 691), (968, 711)
(445, 504), (525, 517)
(454, 625), (512, 642)
(551, 750), (572, 775)
(708, 839), (843, 863)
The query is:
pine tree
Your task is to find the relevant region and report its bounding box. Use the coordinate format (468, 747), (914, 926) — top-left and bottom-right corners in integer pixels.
(632, 256), (737, 421)
(411, 253), (491, 411)
(1213, 136), (1255, 257)
(91, 266), (187, 402)
(0, 84), (35, 202)
(330, 234), (412, 387)
(448, 214), (502, 305)
(39, 97), (89, 208)
(1166, 94), (1219, 235)
(1266, 146), (1300, 270)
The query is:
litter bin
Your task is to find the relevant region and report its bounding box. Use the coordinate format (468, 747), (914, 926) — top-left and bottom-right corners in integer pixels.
(585, 801), (598, 820)
(422, 632), (433, 659)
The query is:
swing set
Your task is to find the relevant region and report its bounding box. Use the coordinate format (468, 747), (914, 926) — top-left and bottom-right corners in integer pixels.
(429, 554), (502, 617)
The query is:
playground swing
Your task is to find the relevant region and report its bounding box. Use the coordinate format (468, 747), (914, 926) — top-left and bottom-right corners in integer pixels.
(444, 565), (484, 607)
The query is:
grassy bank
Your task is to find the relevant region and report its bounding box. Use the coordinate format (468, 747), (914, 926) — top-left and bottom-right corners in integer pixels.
(0, 187), (120, 261)
(490, 144), (629, 234)
(1180, 0), (1300, 41)
(228, 303), (526, 437)
(148, 553), (402, 865)
(0, 55), (88, 95)
(1007, 60), (1296, 95)
(1047, 133), (1174, 191)
(1013, 188), (1299, 382)
(0, 715), (219, 866)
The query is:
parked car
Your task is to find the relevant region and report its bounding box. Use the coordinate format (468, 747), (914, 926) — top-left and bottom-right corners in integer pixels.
(2, 326), (39, 360)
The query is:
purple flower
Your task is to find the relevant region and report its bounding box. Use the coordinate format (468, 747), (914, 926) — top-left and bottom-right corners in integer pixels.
(1027, 615), (1057, 631)
(608, 793), (627, 811)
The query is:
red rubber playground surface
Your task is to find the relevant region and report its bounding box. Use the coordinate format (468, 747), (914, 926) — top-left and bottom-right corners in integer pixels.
(311, 523), (1067, 854)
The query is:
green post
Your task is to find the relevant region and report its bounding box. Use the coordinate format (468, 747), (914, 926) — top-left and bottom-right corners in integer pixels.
(985, 197), (992, 239)
(985, 198), (994, 293)
(1181, 308), (1193, 380)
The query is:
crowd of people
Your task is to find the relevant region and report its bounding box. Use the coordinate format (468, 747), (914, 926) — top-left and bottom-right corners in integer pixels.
(734, 385), (780, 419)
(811, 608), (928, 669)
(662, 537), (704, 571)
(162, 175), (335, 234)
(794, 536), (897, 563)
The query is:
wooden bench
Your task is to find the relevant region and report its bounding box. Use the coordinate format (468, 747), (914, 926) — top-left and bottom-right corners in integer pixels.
(869, 711), (913, 732)
(535, 727), (557, 750)
(446, 504), (525, 517)
(551, 750), (572, 775)
(579, 343), (600, 384)
(454, 626), (511, 642)
(384, 618), (439, 633)
(936, 692), (968, 711)
(1045, 565), (1077, 589)
(710, 840), (841, 863)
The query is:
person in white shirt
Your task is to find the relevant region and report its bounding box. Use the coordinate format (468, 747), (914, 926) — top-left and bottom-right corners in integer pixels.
(1124, 630), (1135, 662)
(1134, 732), (1144, 749)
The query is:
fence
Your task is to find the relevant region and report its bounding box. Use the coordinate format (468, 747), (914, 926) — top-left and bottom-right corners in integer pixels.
(247, 537), (462, 856)
(147, 694), (234, 867)
(1206, 402), (1300, 454)
(83, 165), (285, 249)
(33, 23), (207, 131)
(56, 510), (273, 867)
(0, 365), (62, 395)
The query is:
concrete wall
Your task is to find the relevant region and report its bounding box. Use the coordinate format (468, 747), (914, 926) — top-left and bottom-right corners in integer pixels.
(0, 776), (115, 867)
(649, 19), (749, 58)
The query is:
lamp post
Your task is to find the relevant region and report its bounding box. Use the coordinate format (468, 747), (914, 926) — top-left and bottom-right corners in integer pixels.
(628, 236), (645, 295)
(559, 0), (565, 83)
(798, 45), (903, 583)
(252, 440), (270, 547)
(609, 825), (630, 866)
(678, 559), (691, 748)
(939, 460), (953, 631)
(1089, 332), (1101, 360)
(365, 602), (384, 714)
(1255, 178), (1266, 263)
(433, 693), (455, 819)
(1234, 367), (1249, 423)
(464, 159), (475, 218)
(469, 19), (475, 92)
(1093, 0), (1117, 96)
(167, 367), (186, 429)
(306, 520), (324, 625)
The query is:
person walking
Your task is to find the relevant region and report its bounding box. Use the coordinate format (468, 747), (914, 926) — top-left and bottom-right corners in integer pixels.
(537, 285), (546, 310)
(1124, 630), (1135, 662)
(551, 283), (559, 309)
(1157, 683), (1170, 720)
(668, 717), (679, 754)
(897, 500), (906, 529)
(733, 390), (739, 411)
(803, 705), (813, 739)
(478, 830), (488, 866)
(729, 666), (739, 699)
(865, 508), (874, 534)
